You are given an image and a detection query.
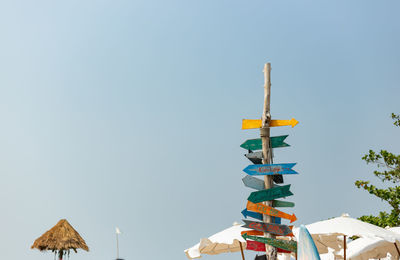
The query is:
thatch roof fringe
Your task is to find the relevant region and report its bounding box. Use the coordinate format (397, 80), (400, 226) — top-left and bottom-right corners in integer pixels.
(31, 219), (89, 252)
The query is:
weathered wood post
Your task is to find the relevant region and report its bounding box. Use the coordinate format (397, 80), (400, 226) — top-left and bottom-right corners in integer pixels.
(260, 62), (277, 260)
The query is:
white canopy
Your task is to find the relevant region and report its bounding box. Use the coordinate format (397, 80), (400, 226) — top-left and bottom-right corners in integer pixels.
(184, 222), (250, 259)
(305, 214), (400, 254)
(335, 227), (400, 260)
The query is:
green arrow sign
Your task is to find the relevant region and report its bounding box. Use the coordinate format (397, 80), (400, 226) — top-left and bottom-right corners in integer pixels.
(273, 200), (295, 208)
(240, 135), (289, 151)
(248, 185), (293, 203)
(242, 233), (297, 252)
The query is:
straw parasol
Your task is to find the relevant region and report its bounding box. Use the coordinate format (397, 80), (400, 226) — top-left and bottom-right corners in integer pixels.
(31, 219), (89, 260)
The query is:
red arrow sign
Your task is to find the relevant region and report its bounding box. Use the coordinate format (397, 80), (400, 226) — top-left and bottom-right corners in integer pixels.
(246, 240), (292, 254)
(246, 240), (265, 252)
(247, 201), (297, 223)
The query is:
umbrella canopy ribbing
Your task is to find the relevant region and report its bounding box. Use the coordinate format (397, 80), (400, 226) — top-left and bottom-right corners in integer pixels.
(31, 219), (89, 258)
(184, 223), (250, 259)
(339, 237), (396, 259)
(305, 214), (400, 256)
(335, 227), (400, 260)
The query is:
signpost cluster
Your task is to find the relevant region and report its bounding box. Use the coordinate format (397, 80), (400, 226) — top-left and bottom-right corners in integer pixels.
(240, 63), (299, 260)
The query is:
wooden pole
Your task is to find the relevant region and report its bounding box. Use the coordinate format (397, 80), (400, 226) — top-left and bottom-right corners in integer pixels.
(343, 235), (347, 260)
(394, 242), (400, 258)
(260, 62), (277, 260)
(239, 241), (246, 260)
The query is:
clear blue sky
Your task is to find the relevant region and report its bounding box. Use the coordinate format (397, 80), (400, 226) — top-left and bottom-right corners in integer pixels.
(0, 0), (399, 259)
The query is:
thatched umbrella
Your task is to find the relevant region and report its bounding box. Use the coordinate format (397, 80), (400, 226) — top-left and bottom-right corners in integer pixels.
(31, 219), (89, 260)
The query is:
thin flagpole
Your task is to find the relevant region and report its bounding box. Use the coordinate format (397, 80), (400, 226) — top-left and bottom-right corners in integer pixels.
(116, 232), (119, 259)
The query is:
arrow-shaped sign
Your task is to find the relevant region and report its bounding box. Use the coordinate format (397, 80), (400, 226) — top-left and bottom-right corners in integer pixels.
(242, 175), (265, 190)
(246, 241), (292, 253)
(247, 201), (297, 223)
(242, 233), (297, 252)
(240, 135), (290, 150)
(242, 176), (285, 191)
(245, 151), (263, 164)
(242, 168), (283, 187)
(242, 220), (293, 236)
(273, 200), (295, 208)
(241, 230), (264, 236)
(248, 185), (293, 203)
(243, 163), (298, 176)
(241, 208), (263, 221)
(241, 209), (282, 223)
(246, 240), (266, 252)
(273, 216), (281, 224)
(242, 119), (299, 130)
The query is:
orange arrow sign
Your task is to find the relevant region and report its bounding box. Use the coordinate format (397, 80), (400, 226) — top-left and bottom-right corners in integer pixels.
(242, 118), (299, 130)
(241, 230), (264, 236)
(247, 201), (297, 223)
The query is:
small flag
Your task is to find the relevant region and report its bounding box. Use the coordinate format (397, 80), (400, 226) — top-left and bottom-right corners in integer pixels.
(116, 227), (121, 234)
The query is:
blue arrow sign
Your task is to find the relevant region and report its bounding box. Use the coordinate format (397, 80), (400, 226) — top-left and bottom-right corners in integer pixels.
(243, 163), (298, 176)
(273, 217), (281, 224)
(241, 208), (263, 221)
(241, 209), (282, 224)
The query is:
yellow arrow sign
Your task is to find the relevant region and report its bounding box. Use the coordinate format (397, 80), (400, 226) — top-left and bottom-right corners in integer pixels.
(242, 118), (299, 130)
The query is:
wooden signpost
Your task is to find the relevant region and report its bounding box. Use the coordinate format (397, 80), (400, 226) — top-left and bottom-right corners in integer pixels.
(239, 62), (299, 260)
(242, 118), (299, 130)
(247, 201), (297, 223)
(247, 185), (293, 203)
(242, 233), (297, 252)
(240, 135), (290, 150)
(242, 220), (293, 236)
(243, 163), (298, 176)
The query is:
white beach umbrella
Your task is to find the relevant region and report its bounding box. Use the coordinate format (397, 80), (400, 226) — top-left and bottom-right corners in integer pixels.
(305, 214), (400, 259)
(333, 227), (400, 260)
(184, 222), (250, 259)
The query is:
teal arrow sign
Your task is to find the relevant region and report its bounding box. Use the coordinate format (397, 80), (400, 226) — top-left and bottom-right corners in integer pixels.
(242, 233), (297, 252)
(242, 220), (293, 236)
(240, 135), (290, 151)
(248, 185), (293, 203)
(273, 200), (295, 208)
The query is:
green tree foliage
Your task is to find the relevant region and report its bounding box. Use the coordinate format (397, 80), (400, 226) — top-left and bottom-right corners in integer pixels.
(355, 113), (400, 227)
